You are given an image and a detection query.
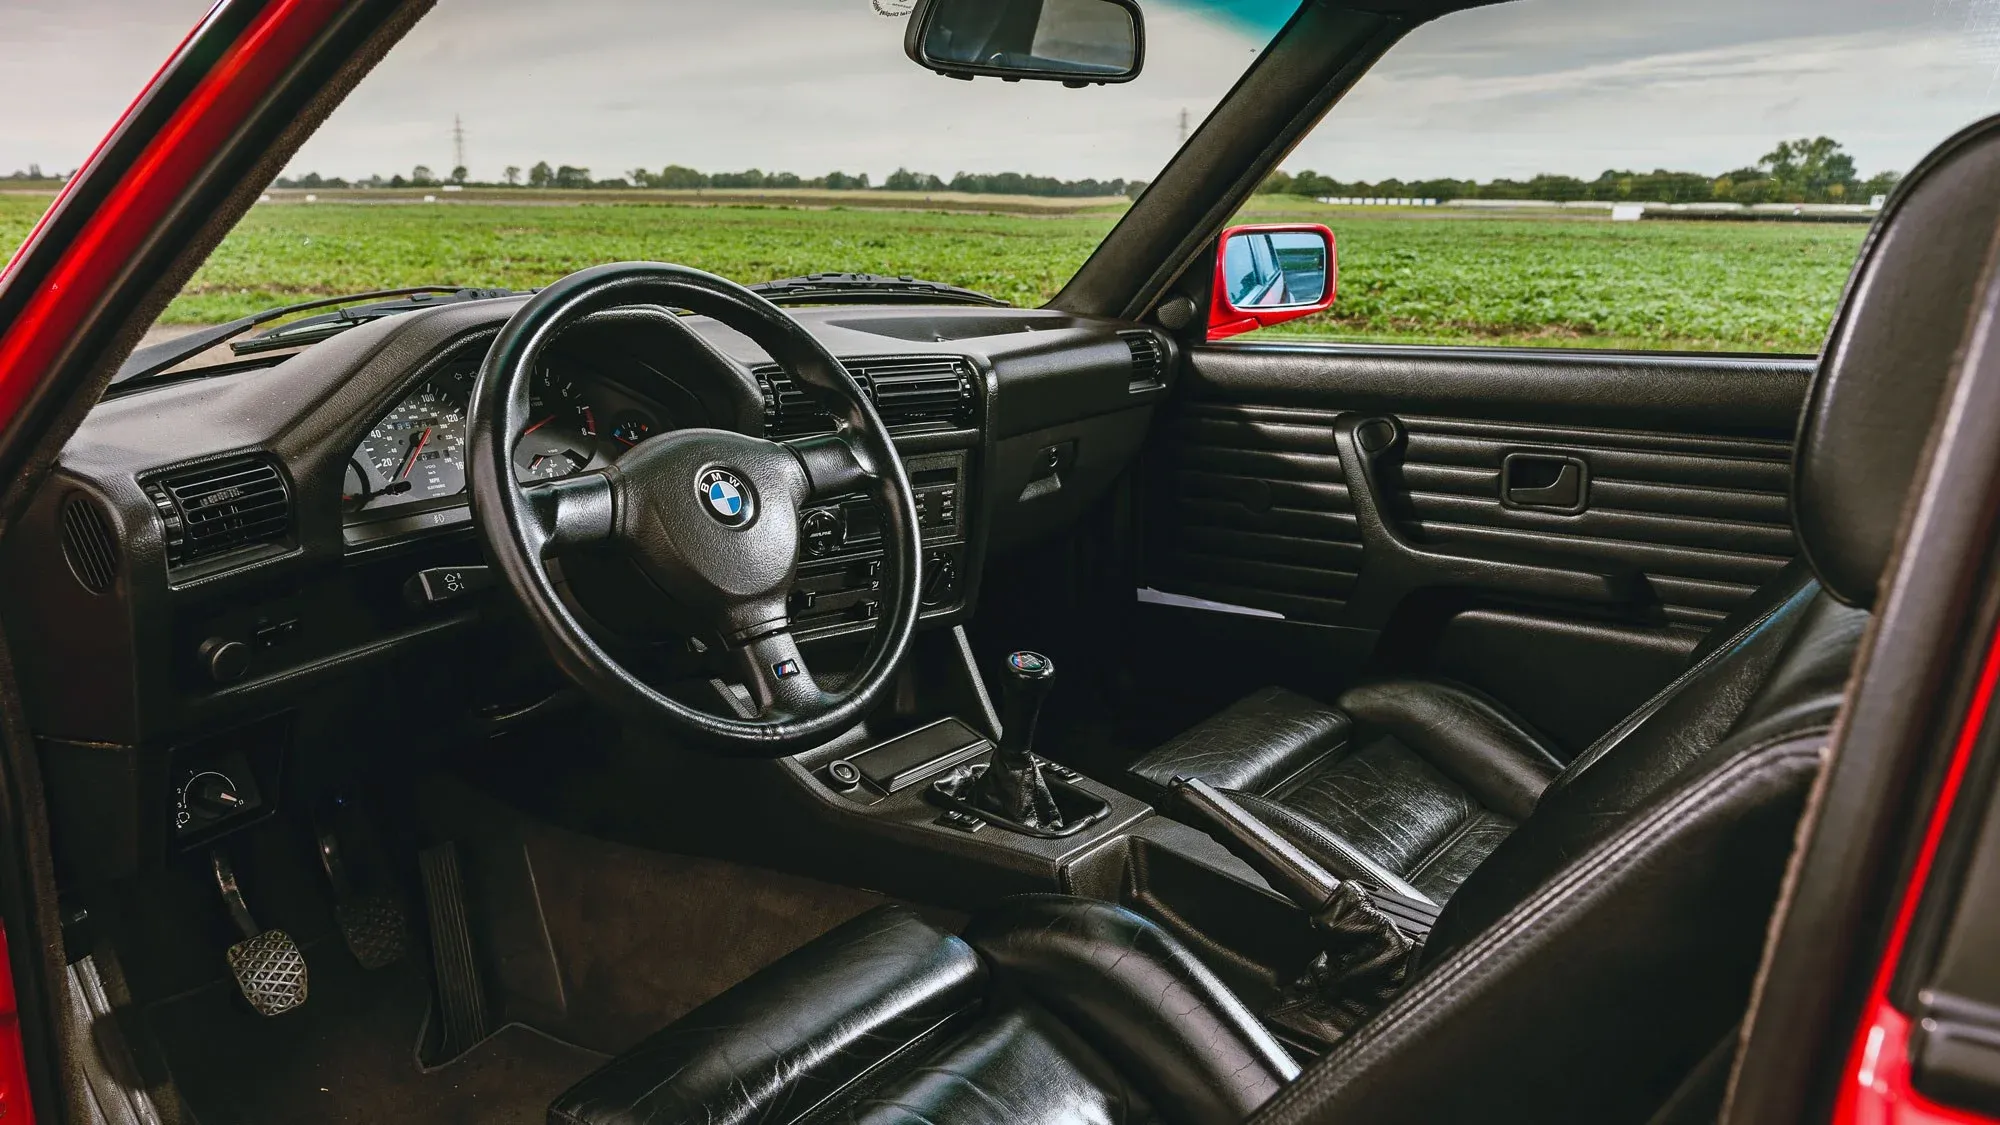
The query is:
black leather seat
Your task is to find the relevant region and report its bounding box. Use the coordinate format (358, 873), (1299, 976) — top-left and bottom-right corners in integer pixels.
(550, 897), (1297, 1125)
(549, 117), (2000, 1125)
(1127, 563), (1814, 904)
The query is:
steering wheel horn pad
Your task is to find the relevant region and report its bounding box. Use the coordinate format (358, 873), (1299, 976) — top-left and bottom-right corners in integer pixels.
(467, 261), (922, 754)
(612, 428), (809, 642)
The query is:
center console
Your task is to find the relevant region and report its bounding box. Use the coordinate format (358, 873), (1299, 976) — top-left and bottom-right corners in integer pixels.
(766, 633), (1425, 1058)
(789, 449), (970, 633)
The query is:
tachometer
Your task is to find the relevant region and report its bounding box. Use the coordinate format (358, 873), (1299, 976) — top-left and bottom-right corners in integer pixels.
(358, 379), (468, 500)
(514, 363), (602, 480)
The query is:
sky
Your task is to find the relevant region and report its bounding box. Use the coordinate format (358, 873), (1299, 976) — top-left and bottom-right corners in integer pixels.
(2, 0), (1997, 186)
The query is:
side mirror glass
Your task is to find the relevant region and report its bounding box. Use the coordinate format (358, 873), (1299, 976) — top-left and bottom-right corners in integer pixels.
(1209, 224), (1338, 340)
(906, 0), (1144, 86)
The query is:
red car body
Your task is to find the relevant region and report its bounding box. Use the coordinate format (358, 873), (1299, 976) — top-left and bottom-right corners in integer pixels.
(1, 4), (1997, 1123)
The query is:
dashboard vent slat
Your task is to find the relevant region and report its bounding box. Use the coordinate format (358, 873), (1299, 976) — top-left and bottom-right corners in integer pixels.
(863, 358), (974, 425)
(59, 495), (119, 594)
(758, 356), (973, 437)
(145, 456), (292, 569)
(1120, 330), (1166, 390)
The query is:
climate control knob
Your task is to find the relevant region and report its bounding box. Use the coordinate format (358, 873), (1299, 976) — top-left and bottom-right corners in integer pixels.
(921, 551), (960, 606)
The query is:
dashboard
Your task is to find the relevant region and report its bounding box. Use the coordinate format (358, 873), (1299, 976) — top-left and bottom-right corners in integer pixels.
(5, 295), (1173, 879)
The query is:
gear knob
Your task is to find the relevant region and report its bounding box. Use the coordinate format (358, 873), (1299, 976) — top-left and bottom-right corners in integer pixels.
(996, 651), (1055, 764)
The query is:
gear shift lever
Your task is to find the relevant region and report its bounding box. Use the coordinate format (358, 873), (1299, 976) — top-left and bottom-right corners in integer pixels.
(964, 651), (1063, 830)
(997, 650), (1055, 760)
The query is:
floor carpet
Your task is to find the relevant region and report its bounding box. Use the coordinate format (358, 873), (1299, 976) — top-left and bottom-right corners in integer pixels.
(144, 941), (604, 1125)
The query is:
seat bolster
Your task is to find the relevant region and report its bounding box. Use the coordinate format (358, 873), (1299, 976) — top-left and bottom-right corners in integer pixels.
(1250, 734), (1827, 1125)
(1128, 685), (1349, 793)
(1336, 679), (1562, 820)
(549, 905), (983, 1125)
(1227, 790), (1435, 905)
(964, 894), (1299, 1125)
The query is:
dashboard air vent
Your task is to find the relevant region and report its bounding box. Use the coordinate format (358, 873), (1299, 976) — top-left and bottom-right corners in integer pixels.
(759, 370), (862, 437)
(59, 494), (119, 594)
(1121, 330), (1166, 390)
(857, 357), (973, 426)
(145, 456), (291, 568)
(758, 356), (973, 436)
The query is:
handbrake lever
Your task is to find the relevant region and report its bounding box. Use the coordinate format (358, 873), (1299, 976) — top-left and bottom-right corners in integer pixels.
(1168, 776), (1440, 942)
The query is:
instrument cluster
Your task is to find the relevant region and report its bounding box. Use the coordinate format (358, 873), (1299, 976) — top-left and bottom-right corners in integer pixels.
(342, 354), (664, 519)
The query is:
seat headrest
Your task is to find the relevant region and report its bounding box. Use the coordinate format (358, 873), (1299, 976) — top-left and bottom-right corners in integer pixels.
(1795, 115), (2000, 609)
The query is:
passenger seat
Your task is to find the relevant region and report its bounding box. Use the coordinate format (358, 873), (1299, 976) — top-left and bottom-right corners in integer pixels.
(1130, 565), (1817, 904)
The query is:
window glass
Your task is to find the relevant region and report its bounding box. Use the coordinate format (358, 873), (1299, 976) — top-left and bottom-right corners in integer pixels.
(1236, 0), (1999, 353)
(3, 0), (1303, 341)
(0, 1), (213, 254)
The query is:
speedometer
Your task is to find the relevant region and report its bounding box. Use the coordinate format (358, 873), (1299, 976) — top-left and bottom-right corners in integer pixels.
(357, 379), (468, 500)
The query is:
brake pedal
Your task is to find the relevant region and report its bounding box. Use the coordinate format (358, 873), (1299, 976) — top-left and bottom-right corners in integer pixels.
(211, 851), (307, 1017)
(315, 811), (409, 970)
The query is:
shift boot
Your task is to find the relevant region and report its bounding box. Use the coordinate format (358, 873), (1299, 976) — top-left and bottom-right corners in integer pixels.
(966, 753), (1063, 829)
(964, 651), (1065, 830)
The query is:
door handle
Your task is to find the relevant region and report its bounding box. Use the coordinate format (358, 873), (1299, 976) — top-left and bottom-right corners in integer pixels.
(1332, 415), (1637, 627)
(1502, 453), (1588, 512)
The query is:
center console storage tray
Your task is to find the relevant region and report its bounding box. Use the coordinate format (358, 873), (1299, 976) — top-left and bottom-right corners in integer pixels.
(846, 718), (988, 792)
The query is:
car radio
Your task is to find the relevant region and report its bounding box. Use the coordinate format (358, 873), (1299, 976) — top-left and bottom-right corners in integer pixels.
(790, 450), (968, 630)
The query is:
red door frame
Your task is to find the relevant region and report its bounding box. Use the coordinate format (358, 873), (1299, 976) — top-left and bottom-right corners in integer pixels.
(0, 2), (353, 1118)
(1832, 629), (2000, 1125)
(0, 0), (343, 446)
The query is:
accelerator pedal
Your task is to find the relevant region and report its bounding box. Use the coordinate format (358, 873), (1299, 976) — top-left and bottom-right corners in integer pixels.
(419, 842), (494, 1058)
(314, 800), (409, 970)
(211, 850), (307, 1017)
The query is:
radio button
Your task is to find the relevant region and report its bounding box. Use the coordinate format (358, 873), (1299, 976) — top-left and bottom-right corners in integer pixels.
(802, 508), (842, 557)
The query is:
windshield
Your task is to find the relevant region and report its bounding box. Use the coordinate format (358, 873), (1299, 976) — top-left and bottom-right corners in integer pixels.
(2, 0), (1300, 344)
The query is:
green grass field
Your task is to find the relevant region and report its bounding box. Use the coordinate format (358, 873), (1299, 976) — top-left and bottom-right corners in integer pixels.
(1, 192), (1868, 353)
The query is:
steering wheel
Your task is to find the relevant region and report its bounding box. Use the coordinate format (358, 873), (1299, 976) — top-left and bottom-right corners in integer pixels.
(467, 262), (922, 753)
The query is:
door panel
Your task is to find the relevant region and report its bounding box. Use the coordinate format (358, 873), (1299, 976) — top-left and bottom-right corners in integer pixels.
(1136, 343), (1814, 753)
(1390, 416), (1796, 628)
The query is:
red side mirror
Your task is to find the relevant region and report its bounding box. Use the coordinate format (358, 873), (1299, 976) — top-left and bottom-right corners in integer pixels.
(1207, 223), (1337, 341)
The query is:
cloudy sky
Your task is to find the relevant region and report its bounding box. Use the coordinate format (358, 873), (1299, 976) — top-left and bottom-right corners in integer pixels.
(3, 0), (1996, 185)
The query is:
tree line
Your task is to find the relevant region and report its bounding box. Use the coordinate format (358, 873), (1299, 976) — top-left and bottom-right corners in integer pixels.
(1262, 137), (1900, 206)
(271, 162), (1147, 198)
(1, 165), (65, 182)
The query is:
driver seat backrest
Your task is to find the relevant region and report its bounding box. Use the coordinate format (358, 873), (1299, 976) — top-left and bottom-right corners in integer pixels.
(1245, 113), (2000, 1125)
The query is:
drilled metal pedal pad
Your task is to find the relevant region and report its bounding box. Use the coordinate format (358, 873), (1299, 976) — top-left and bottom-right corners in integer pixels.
(225, 929), (308, 1017)
(335, 894), (409, 970)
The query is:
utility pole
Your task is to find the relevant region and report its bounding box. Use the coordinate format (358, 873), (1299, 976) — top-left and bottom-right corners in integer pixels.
(1177, 107), (1190, 146)
(452, 114), (466, 175)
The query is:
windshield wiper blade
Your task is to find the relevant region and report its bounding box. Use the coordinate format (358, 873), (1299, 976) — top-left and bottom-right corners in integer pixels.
(749, 273), (1008, 308)
(228, 287), (518, 355)
(110, 286), (517, 391)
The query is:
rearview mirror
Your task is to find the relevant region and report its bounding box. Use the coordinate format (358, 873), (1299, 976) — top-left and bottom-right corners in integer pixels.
(905, 0), (1145, 86)
(1209, 224), (1338, 340)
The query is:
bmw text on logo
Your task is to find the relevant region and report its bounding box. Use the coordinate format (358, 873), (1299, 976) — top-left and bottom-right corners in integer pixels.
(696, 468), (755, 526)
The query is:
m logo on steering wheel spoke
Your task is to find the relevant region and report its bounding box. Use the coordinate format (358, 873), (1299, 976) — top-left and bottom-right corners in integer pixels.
(697, 468), (755, 527)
